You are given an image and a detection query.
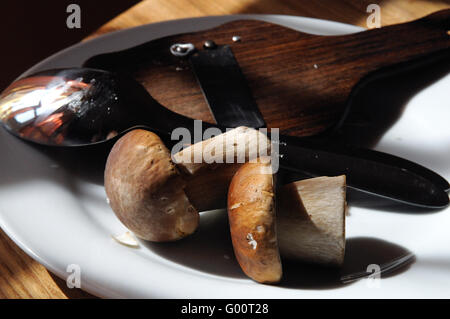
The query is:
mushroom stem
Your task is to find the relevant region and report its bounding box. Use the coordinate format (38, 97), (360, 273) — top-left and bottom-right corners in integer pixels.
(277, 175), (347, 266)
(181, 163), (242, 211)
(173, 126), (271, 211)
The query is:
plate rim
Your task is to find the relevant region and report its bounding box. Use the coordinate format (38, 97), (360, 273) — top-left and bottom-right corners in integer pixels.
(1, 14), (366, 298)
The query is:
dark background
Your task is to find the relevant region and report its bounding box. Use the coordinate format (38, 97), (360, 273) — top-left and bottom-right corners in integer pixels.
(0, 1), (139, 91)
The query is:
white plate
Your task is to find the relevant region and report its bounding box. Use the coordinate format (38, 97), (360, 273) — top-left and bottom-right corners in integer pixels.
(1, 15), (449, 298)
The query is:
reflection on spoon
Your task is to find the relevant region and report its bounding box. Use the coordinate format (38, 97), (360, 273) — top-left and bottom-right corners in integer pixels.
(0, 68), (196, 146)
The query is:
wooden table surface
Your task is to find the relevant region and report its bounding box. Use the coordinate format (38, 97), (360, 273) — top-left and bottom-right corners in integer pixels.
(1, 0), (449, 299)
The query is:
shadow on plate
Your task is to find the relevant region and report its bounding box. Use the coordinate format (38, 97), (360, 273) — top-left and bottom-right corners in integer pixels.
(143, 210), (415, 289)
(280, 236), (414, 290)
(140, 210), (245, 279)
(330, 52), (450, 149)
(0, 126), (112, 187)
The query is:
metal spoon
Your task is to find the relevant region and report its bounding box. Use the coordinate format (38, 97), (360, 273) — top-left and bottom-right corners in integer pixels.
(0, 68), (448, 208)
(0, 68), (198, 146)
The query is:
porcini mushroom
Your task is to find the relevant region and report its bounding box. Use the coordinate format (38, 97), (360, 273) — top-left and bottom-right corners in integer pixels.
(227, 158), (282, 284)
(227, 163), (346, 282)
(104, 129), (198, 242)
(105, 127), (270, 241)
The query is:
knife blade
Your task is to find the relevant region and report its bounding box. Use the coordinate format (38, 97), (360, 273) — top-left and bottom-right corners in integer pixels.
(189, 44), (449, 208)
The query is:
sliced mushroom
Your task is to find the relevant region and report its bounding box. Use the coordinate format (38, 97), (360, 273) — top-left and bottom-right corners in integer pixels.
(227, 163), (346, 282)
(104, 129), (198, 242)
(105, 127), (270, 241)
(227, 158), (282, 284)
(277, 175), (347, 266)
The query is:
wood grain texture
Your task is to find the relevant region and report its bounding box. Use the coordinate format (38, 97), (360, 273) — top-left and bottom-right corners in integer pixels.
(1, 0), (449, 299)
(0, 229), (95, 298)
(85, 12), (450, 136)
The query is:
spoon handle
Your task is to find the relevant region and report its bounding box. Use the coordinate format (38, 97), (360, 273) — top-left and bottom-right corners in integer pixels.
(278, 135), (449, 208)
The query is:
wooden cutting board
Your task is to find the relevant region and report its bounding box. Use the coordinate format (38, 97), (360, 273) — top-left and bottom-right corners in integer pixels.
(85, 10), (450, 137)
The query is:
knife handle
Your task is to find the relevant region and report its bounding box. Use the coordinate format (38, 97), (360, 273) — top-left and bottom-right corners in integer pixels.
(277, 135), (449, 208)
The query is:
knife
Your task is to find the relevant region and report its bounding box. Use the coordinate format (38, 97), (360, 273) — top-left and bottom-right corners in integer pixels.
(189, 44), (449, 208)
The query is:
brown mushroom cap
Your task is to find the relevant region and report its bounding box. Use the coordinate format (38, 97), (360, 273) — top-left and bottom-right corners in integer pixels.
(227, 158), (282, 284)
(104, 129), (199, 242)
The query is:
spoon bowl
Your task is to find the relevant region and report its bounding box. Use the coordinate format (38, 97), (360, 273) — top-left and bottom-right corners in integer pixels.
(0, 68), (195, 146)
